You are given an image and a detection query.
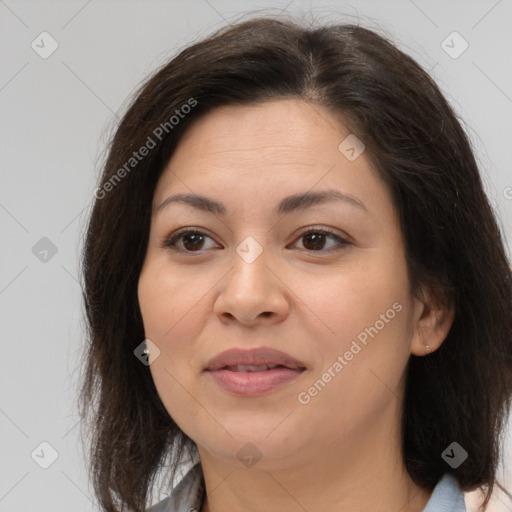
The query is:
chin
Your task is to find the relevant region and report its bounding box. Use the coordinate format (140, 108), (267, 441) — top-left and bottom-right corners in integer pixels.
(197, 426), (304, 464)
(199, 439), (300, 470)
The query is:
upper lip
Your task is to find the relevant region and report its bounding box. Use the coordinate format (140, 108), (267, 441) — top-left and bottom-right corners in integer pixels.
(206, 347), (307, 371)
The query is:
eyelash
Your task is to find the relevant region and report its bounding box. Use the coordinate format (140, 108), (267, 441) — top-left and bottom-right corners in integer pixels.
(160, 226), (351, 254)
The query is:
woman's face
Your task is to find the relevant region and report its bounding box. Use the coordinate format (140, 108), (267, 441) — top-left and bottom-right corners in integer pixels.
(138, 99), (428, 468)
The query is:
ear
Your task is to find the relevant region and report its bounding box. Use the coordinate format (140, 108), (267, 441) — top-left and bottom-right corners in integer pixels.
(410, 286), (455, 356)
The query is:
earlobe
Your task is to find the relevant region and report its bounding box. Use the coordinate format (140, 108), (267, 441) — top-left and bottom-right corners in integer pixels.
(410, 298), (455, 357)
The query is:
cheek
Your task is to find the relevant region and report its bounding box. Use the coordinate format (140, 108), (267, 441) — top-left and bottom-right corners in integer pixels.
(293, 255), (413, 408)
(137, 261), (213, 416)
(294, 255), (410, 351)
(138, 261), (210, 343)
(138, 263), (211, 433)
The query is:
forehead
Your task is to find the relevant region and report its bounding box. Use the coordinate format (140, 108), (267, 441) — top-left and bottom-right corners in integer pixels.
(153, 99), (393, 222)
(169, 99), (346, 167)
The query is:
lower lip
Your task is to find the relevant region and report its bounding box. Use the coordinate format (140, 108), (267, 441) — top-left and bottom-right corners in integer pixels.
(207, 367), (304, 396)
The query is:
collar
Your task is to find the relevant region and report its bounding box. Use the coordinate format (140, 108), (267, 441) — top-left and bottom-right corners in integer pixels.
(149, 464), (467, 512)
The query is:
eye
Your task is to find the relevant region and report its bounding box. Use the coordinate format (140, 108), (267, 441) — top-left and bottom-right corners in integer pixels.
(161, 229), (219, 253)
(290, 227), (350, 252)
(161, 226), (351, 254)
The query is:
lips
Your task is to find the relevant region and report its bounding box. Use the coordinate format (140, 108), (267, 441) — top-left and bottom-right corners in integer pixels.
(205, 347), (307, 372)
(225, 364), (282, 372)
(205, 347), (307, 396)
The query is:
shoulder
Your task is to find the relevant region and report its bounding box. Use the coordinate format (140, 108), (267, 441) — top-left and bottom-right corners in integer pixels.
(147, 463), (204, 512)
(422, 473), (467, 512)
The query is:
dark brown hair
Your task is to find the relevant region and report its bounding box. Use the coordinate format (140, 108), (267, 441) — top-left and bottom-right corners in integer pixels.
(79, 15), (512, 512)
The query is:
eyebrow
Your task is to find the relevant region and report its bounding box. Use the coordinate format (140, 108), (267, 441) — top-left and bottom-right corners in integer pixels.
(156, 189), (369, 216)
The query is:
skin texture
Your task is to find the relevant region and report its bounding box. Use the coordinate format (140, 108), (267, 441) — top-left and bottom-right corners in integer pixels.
(137, 99), (455, 512)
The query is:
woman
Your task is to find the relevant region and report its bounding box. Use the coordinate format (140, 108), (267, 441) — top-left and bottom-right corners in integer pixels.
(79, 15), (512, 512)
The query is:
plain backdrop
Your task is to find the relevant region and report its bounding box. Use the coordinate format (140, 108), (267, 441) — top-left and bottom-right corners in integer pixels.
(1, 1), (511, 511)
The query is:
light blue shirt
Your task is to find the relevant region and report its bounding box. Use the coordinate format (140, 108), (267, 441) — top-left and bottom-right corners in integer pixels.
(148, 463), (467, 512)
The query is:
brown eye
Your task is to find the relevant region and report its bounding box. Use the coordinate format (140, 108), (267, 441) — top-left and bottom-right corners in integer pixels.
(163, 229), (219, 252)
(162, 227), (350, 255)
(292, 228), (350, 252)
(302, 232), (328, 251)
(180, 232), (206, 251)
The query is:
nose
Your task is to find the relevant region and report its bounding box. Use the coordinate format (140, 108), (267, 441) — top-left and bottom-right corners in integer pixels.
(213, 244), (290, 326)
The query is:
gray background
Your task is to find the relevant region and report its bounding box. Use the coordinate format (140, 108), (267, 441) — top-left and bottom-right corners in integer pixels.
(1, 1), (511, 511)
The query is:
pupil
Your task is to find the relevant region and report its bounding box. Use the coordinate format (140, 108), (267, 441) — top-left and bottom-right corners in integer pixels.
(304, 233), (325, 250)
(184, 233), (203, 250)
